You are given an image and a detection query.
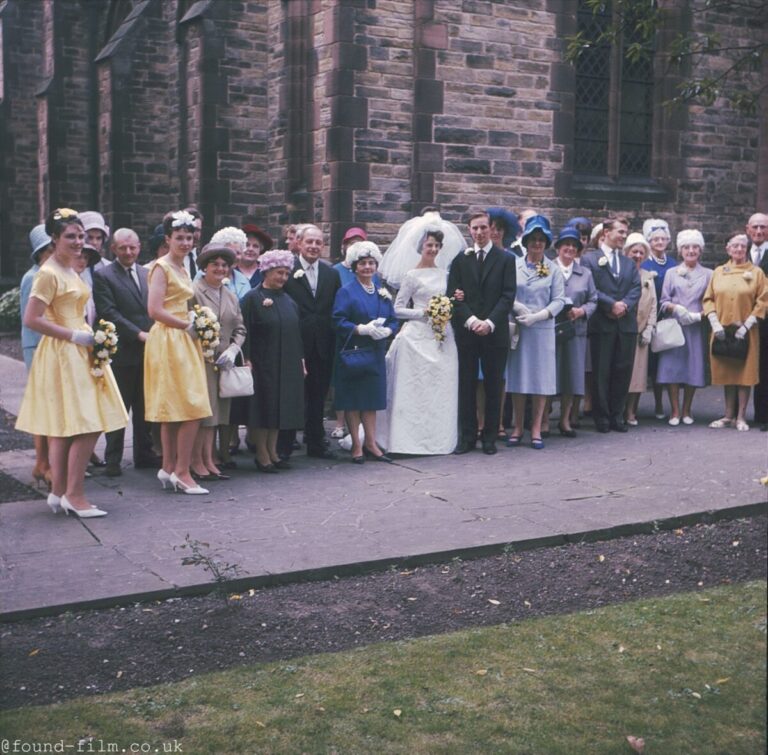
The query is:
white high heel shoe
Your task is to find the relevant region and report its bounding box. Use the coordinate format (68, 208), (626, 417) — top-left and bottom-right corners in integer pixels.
(157, 468), (173, 490)
(169, 473), (208, 495)
(60, 495), (107, 518)
(46, 493), (62, 514)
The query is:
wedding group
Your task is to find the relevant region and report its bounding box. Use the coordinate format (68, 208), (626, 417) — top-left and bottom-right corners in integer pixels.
(14, 204), (768, 518)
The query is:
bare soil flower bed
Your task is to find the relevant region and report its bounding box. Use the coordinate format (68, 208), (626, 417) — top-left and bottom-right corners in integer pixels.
(1, 514), (764, 711)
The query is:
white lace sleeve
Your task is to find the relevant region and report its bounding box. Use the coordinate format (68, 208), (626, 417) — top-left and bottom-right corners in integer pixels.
(394, 273), (425, 320)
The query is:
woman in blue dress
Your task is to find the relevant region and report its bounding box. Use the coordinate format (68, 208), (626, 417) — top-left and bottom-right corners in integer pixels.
(333, 241), (398, 463)
(505, 215), (566, 449)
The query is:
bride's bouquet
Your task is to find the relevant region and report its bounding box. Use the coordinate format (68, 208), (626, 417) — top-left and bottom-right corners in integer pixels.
(426, 295), (453, 343)
(91, 319), (119, 378)
(191, 304), (221, 362)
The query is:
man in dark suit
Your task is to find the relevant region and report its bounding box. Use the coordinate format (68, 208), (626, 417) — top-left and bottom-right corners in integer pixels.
(746, 212), (768, 430)
(93, 228), (159, 475)
(581, 217), (641, 433)
(447, 210), (517, 455)
(282, 224), (341, 459)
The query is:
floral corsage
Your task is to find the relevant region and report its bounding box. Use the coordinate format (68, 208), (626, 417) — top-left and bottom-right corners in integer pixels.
(598, 256), (608, 267)
(464, 247), (474, 256)
(293, 269), (305, 279)
(262, 297), (274, 308)
(378, 287), (392, 301)
(426, 295), (454, 343)
(191, 304), (221, 362)
(535, 260), (550, 278)
(91, 319), (118, 378)
(743, 270), (754, 281)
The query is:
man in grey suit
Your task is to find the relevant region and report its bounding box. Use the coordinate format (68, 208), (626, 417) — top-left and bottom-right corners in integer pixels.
(746, 212), (768, 430)
(93, 228), (159, 476)
(581, 217), (641, 433)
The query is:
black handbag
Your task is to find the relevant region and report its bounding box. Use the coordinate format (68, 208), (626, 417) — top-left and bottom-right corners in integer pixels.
(339, 331), (378, 378)
(555, 304), (575, 345)
(711, 325), (749, 361)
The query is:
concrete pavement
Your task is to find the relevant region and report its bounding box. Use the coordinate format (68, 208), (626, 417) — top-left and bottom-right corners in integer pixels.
(0, 353), (766, 620)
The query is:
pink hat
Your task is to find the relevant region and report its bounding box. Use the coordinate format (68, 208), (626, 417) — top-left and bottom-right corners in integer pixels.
(79, 211), (110, 238)
(343, 227), (367, 243)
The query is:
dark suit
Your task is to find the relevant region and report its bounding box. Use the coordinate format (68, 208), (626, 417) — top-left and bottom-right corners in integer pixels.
(447, 244), (517, 444)
(752, 246), (768, 425)
(281, 257), (342, 453)
(581, 249), (642, 429)
(93, 263), (155, 465)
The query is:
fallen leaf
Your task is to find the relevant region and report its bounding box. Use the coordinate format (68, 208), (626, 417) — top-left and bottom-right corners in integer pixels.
(673, 528), (684, 536)
(406, 597), (417, 602)
(116, 671), (123, 679)
(393, 709), (402, 718)
(524, 600), (532, 608)
(626, 735), (645, 753)
(598, 555), (605, 563)
(618, 645), (626, 653)
(759, 475), (768, 486)
(475, 669), (488, 676)
(691, 691), (702, 699)
(248, 589), (256, 597)
(522, 668), (538, 674)
(229, 594), (242, 601)
(488, 599), (500, 606)
(716, 677), (730, 685)
(295, 693), (304, 699)
(255, 721), (266, 728)
(656, 644), (662, 650)
(732, 541), (740, 547)
(315, 706), (326, 712)
(28, 649), (39, 657)
(399, 570), (413, 576)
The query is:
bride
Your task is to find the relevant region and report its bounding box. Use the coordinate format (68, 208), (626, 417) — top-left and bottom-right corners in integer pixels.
(377, 228), (459, 455)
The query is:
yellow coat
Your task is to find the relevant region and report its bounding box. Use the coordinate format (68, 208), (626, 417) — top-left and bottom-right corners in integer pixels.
(702, 262), (768, 386)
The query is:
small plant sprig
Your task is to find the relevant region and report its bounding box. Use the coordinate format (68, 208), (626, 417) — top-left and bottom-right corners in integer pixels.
(91, 319), (118, 378)
(175, 534), (246, 605)
(426, 294), (454, 343)
(191, 304), (221, 362)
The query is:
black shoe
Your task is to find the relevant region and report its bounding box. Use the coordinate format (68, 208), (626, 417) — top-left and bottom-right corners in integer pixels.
(482, 440), (497, 455)
(291, 439), (301, 450)
(558, 425), (577, 438)
(595, 423), (610, 434)
(134, 455), (162, 469)
(273, 459), (292, 470)
(760, 423), (768, 432)
(219, 460), (238, 470)
(610, 421), (629, 433)
(368, 452), (393, 463)
(351, 455), (365, 465)
(105, 463), (122, 477)
(453, 441), (476, 455)
(255, 461), (278, 474)
(306, 448), (338, 460)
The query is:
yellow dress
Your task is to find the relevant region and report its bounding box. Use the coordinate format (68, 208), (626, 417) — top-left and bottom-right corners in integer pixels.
(702, 262), (768, 386)
(143, 258), (212, 422)
(15, 260), (128, 437)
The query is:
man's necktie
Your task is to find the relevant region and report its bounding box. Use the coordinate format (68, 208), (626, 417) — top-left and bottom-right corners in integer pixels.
(612, 251), (620, 276)
(188, 252), (197, 277)
(477, 249), (485, 267)
(127, 266), (140, 291)
(307, 264), (317, 295)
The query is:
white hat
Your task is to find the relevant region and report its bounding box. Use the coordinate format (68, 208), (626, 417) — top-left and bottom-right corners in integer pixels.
(676, 229), (704, 251)
(624, 232), (650, 256)
(79, 211), (110, 238)
(642, 218), (670, 241)
(345, 240), (383, 268)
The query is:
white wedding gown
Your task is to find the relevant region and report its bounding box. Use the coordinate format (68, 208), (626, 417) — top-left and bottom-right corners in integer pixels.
(377, 267), (458, 455)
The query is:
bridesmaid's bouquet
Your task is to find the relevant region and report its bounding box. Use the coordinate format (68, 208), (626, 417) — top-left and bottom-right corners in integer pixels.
(426, 295), (453, 343)
(91, 319), (119, 378)
(191, 304), (221, 362)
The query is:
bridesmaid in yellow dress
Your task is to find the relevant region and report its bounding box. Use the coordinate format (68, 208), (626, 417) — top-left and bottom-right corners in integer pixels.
(144, 210), (212, 494)
(15, 208), (128, 518)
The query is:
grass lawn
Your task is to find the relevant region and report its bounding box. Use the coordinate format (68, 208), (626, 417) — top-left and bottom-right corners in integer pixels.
(2, 581), (765, 754)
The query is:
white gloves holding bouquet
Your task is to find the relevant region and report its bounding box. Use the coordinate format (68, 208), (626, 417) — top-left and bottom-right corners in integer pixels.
(517, 309), (550, 327)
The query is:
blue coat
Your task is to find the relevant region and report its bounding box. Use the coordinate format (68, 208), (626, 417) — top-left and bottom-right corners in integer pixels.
(332, 280), (398, 410)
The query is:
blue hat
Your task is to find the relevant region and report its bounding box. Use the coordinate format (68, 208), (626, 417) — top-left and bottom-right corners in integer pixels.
(29, 224), (52, 262)
(566, 216), (592, 230)
(521, 214), (553, 247)
(554, 226), (583, 251)
(486, 207), (522, 248)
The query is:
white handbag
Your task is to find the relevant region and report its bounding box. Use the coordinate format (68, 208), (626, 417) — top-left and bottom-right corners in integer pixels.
(218, 346), (254, 398)
(650, 318), (685, 353)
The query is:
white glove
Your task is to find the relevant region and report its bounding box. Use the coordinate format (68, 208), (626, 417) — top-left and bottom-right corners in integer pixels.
(186, 322), (198, 338)
(517, 309), (550, 327)
(678, 310), (702, 326)
(744, 315), (757, 330)
(370, 326), (392, 341)
(70, 330), (94, 347)
(639, 329), (653, 347)
(708, 313), (725, 340)
(735, 325), (747, 340)
(513, 301), (531, 317)
(215, 343), (240, 370)
(356, 322), (376, 337)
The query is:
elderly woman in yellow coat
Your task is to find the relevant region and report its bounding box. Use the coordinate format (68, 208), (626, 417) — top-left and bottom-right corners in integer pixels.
(623, 233), (658, 426)
(703, 233), (768, 431)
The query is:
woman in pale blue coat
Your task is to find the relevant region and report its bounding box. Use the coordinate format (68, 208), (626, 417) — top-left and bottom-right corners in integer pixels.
(505, 215), (566, 449)
(551, 227), (597, 437)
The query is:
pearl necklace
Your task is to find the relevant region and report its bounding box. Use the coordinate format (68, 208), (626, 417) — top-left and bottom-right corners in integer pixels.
(361, 281), (375, 294)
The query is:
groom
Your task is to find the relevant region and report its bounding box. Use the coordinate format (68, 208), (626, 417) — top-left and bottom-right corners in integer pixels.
(448, 210), (517, 455)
